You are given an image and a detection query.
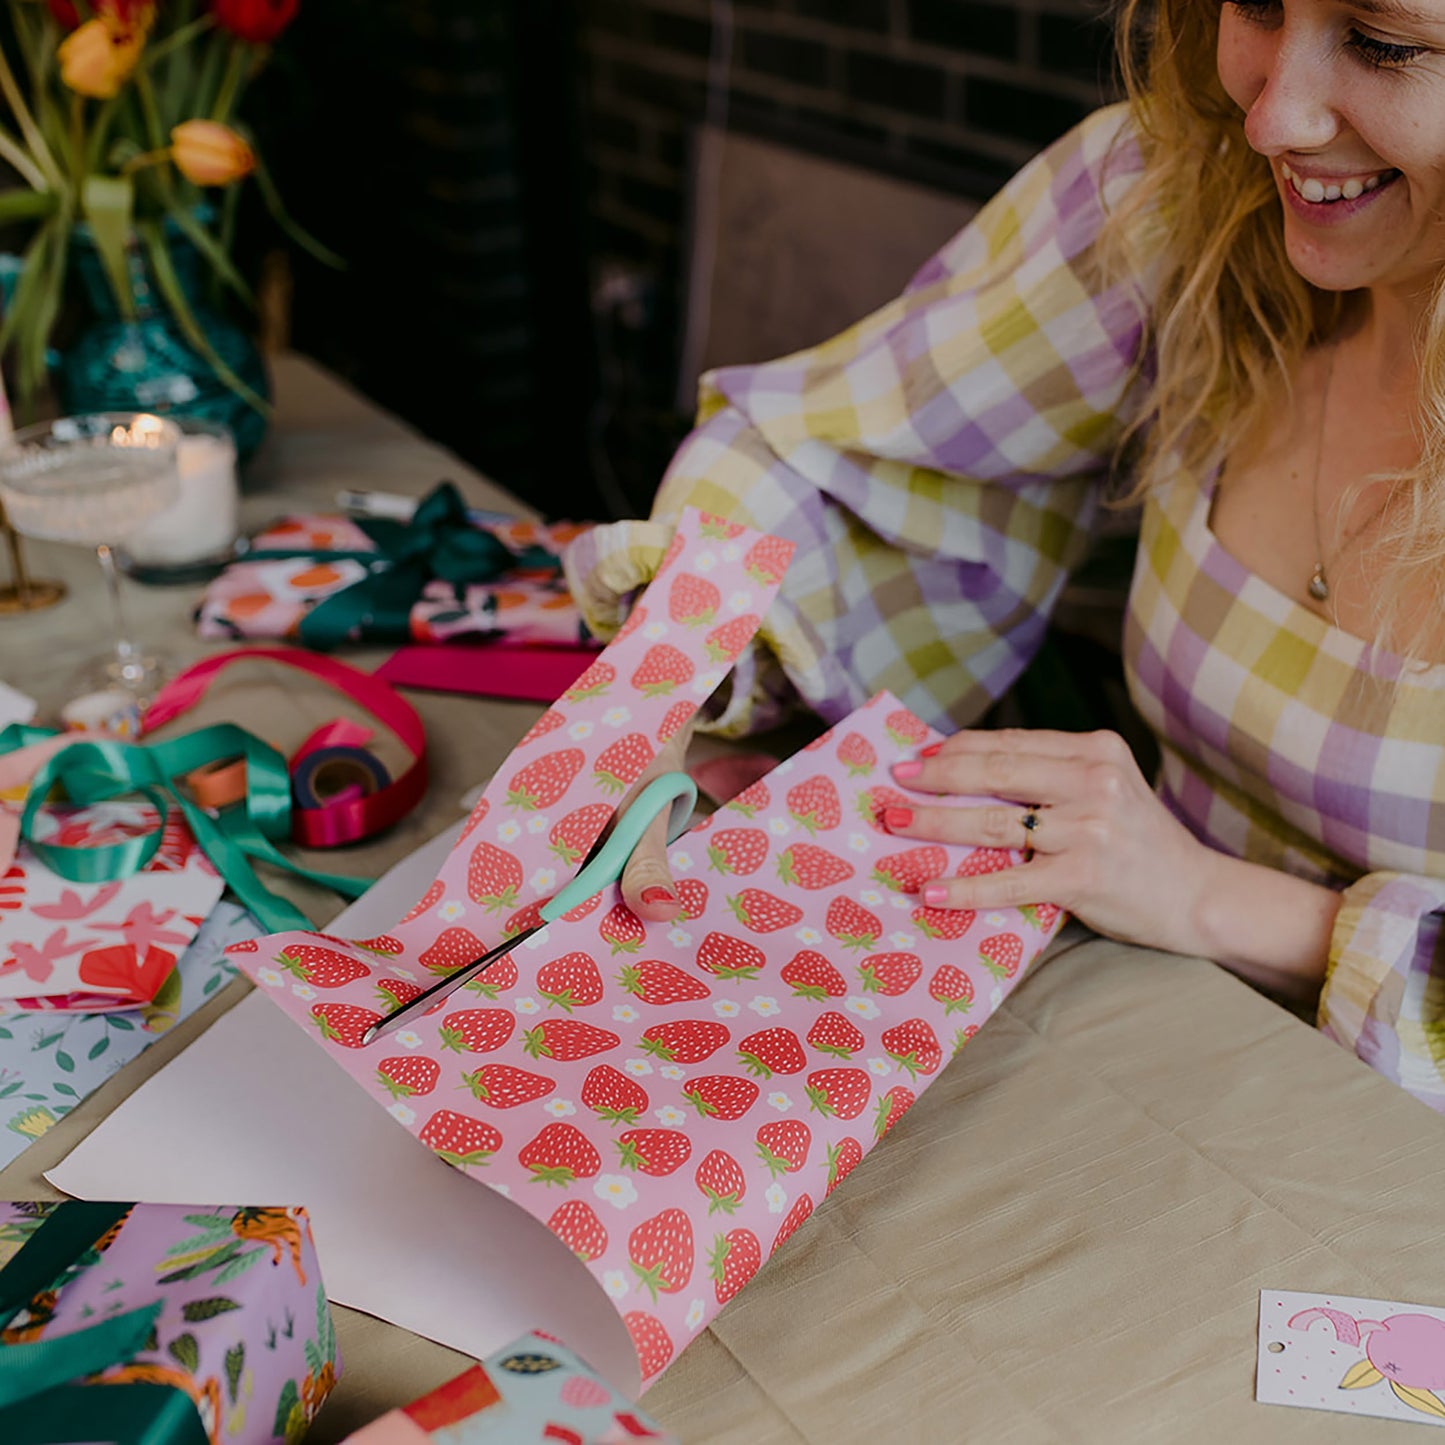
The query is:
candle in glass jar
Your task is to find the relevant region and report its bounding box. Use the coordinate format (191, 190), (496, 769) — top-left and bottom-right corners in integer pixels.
(123, 422), (238, 565)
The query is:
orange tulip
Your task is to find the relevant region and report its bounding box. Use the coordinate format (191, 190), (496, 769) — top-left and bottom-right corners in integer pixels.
(57, 16), (145, 99)
(170, 120), (256, 187)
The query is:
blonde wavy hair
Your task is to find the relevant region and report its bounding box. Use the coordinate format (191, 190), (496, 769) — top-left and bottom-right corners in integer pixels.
(1105, 0), (1445, 661)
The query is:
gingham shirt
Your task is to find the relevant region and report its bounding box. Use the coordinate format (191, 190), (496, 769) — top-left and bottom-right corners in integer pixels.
(564, 103), (1445, 1111)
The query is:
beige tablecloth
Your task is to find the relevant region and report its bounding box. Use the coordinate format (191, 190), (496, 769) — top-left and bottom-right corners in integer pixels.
(2, 358), (1441, 1443)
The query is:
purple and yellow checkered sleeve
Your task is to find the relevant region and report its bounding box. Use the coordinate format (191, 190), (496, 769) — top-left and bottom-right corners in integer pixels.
(565, 103), (1154, 738)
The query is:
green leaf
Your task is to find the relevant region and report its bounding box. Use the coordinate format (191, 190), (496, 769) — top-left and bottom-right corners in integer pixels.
(252, 153), (344, 270)
(225, 1341), (244, 1404)
(180, 1212), (233, 1234)
(87, 1037), (110, 1061)
(0, 1082), (21, 1099)
(54, 1051), (74, 1074)
(81, 173), (136, 321)
(167, 204), (253, 307)
(303, 1338), (322, 1376)
(52, 1084), (77, 1098)
(211, 1248), (263, 1286)
(181, 1295), (242, 1323)
(32, 1032), (63, 1052)
(0, 1027), (11, 1040)
(108, 1015), (135, 1032)
(272, 1378), (299, 1438)
(167, 1332), (200, 1374)
(0, 189), (57, 227)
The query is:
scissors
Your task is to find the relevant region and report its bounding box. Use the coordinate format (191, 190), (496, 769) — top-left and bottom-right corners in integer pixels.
(362, 771), (698, 1045)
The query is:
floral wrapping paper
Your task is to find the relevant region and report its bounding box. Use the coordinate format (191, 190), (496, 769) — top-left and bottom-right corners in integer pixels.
(196, 513), (595, 646)
(0, 1200), (339, 1444)
(231, 509), (1065, 1386)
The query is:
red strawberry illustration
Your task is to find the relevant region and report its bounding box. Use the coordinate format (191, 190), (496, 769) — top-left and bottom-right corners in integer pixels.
(873, 845), (949, 894)
(581, 1064), (649, 1125)
(698, 512), (746, 539)
(625, 1311), (674, 1381)
(825, 897), (882, 952)
(805, 1067), (871, 1120)
(548, 803), (614, 867)
(505, 747), (585, 811)
(504, 899), (547, 939)
(460, 1064), (556, 1108)
(537, 951), (605, 1011)
(682, 1074), (759, 1121)
(696, 1151), (747, 1214)
(419, 1109), (502, 1168)
(457, 798), (490, 844)
(979, 932), (1025, 979)
(756, 1119), (811, 1177)
(957, 847), (1014, 879)
(226, 936), (259, 954)
(518, 708), (567, 746)
(376, 1056), (440, 1099)
(881, 1019), (942, 1078)
(276, 944), (369, 989)
(726, 779), (770, 817)
(884, 708), (929, 747)
(675, 877), (709, 919)
(806, 1011), (865, 1059)
(772, 1194), (814, 1254)
(599, 902), (647, 955)
(310, 1003), (381, 1049)
(912, 902), (977, 941)
(873, 1084), (916, 1141)
(837, 731), (876, 776)
(743, 534), (792, 585)
(628, 1208), (695, 1299)
(639, 1019), (729, 1063)
(825, 1137), (864, 1196)
(704, 613), (758, 663)
(929, 964), (975, 1014)
(657, 699), (695, 744)
(352, 934), (404, 956)
(727, 888), (803, 933)
(776, 843), (853, 890)
(563, 659), (616, 703)
(419, 927), (488, 977)
(519, 1122), (602, 1186)
(953, 1024), (980, 1055)
(706, 827), (769, 876)
(462, 951), (517, 1000)
(1022, 901), (1063, 931)
(858, 951), (922, 995)
(696, 930), (765, 982)
(737, 1027), (806, 1078)
(616, 603), (648, 640)
(617, 957), (711, 1006)
(857, 784), (913, 831)
(401, 879), (444, 923)
(780, 949), (848, 1001)
(668, 572), (720, 626)
(631, 643), (694, 696)
(439, 1008), (515, 1054)
(594, 733), (655, 795)
(786, 776), (842, 834)
(374, 977), (425, 1009)
(522, 1019), (620, 1062)
(710, 1227), (760, 1304)
(466, 842), (524, 913)
(549, 1199), (608, 1261)
(616, 1128), (692, 1176)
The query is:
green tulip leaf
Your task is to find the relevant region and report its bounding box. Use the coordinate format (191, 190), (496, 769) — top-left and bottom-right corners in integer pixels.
(81, 173), (137, 321)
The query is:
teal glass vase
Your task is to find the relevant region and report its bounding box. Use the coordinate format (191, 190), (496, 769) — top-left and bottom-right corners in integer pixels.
(57, 219), (270, 462)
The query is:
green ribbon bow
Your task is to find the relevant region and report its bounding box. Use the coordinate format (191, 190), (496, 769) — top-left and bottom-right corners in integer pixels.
(247, 481), (545, 649)
(0, 1202), (209, 1444)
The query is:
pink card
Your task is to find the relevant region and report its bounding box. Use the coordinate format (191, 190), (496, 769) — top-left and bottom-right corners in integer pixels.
(233, 508), (1065, 1386)
(375, 643), (601, 704)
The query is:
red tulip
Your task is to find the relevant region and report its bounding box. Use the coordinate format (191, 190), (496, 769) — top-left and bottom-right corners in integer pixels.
(212, 0), (299, 44)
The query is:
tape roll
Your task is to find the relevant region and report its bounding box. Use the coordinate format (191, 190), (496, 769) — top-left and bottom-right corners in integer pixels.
(184, 754), (250, 811)
(291, 745), (391, 811)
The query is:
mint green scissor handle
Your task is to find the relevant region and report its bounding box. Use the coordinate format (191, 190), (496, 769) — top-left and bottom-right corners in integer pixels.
(540, 771), (697, 922)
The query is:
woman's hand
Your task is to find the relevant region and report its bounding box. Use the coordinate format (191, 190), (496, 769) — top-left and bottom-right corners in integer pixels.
(610, 719), (697, 925)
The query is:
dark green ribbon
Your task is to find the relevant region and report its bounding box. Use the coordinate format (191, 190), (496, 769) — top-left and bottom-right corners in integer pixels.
(0, 1202), (208, 1444)
(2, 721), (370, 933)
(246, 482), (539, 648)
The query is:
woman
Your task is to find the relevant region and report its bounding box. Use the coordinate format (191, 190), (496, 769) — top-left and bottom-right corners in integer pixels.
(563, 0), (1445, 1110)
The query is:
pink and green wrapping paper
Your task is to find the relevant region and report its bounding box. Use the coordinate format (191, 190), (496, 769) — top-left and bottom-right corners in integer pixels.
(0, 1200), (339, 1443)
(231, 508), (1065, 1387)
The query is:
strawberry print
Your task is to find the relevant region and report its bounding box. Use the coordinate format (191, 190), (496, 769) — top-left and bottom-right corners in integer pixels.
(419, 1109), (502, 1168)
(376, 1056), (440, 1099)
(462, 951), (517, 1000)
(617, 958), (711, 1005)
(226, 936), (259, 954)
(953, 1024), (980, 1055)
(400, 878), (444, 923)
(518, 708), (567, 745)
(704, 613), (758, 663)
(710, 1228), (760, 1304)
(858, 951), (922, 996)
(563, 660), (616, 703)
(439, 1008), (515, 1055)
(505, 747), (585, 811)
(461, 1064), (556, 1108)
(629, 1208), (695, 1299)
(668, 572), (720, 627)
(549, 1199), (608, 1261)
(776, 843), (853, 890)
(779, 949), (847, 1001)
(1022, 901), (1063, 930)
(457, 799), (491, 843)
(911, 903), (977, 941)
(771, 1194), (814, 1254)
(743, 534), (792, 585)
(615, 603), (648, 640)
(873, 1085), (916, 1141)
(310, 1003), (380, 1048)
(696, 930), (765, 982)
(522, 1019), (620, 1062)
(806, 1012), (865, 1059)
(737, 1027), (806, 1078)
(726, 888), (803, 933)
(675, 877), (709, 919)
(873, 845), (949, 894)
(884, 708), (929, 747)
(352, 934), (404, 956)
(681, 1074), (758, 1121)
(639, 1019), (729, 1064)
(519, 1122), (602, 1186)
(467, 842), (524, 913)
(537, 951), (605, 1011)
(881, 1019), (942, 1078)
(979, 932), (1025, 979)
(856, 784), (913, 831)
(756, 1119), (810, 1177)
(419, 927), (488, 977)
(825, 1138), (864, 1196)
(374, 977), (424, 1010)
(276, 944), (369, 989)
(548, 803), (614, 867)
(957, 847), (1015, 879)
(625, 1311), (674, 1381)
(582, 1064), (649, 1125)
(836, 731), (876, 776)
(657, 699), (694, 743)
(786, 776), (842, 834)
(825, 897), (882, 952)
(696, 1151), (747, 1214)
(594, 733), (654, 795)
(631, 643), (694, 697)
(698, 512), (746, 539)
(599, 902), (646, 955)
(805, 1067), (871, 1120)
(504, 900), (547, 939)
(726, 779), (770, 817)
(706, 827), (769, 877)
(616, 1128), (692, 1176)
(928, 964), (975, 1014)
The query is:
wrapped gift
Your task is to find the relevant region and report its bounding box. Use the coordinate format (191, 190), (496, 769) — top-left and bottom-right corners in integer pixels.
(0, 1200), (339, 1443)
(196, 483), (595, 649)
(344, 1332), (675, 1445)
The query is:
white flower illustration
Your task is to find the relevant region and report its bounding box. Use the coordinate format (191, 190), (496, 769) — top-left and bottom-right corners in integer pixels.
(713, 999), (741, 1019)
(514, 997), (541, 1015)
(984, 912), (1008, 927)
(489, 1183), (511, 1198)
(526, 814), (550, 834)
(748, 995), (780, 1017)
(721, 543), (742, 564)
(845, 996), (880, 1021)
(612, 1003), (640, 1023)
(695, 550), (717, 572)
(290, 983), (316, 1001)
(256, 967), (283, 987)
(768, 817), (791, 837)
(496, 819), (522, 843)
(387, 1101), (415, 1126)
(568, 720), (594, 741)
(671, 850), (694, 873)
(521, 926), (551, 949)
(529, 867), (557, 893)
(767, 1091), (792, 1112)
(654, 1105), (686, 1126)
(438, 901), (467, 923)
(643, 621), (667, 640)
(660, 1064), (685, 1080)
(867, 1057), (892, 1076)
(544, 1098), (577, 1118)
(686, 1297), (706, 1329)
(697, 669), (724, 693)
(861, 889), (884, 907)
(766, 1182), (788, 1214)
(794, 926), (821, 945)
(387, 966), (417, 982)
(603, 706), (632, 728)
(595, 1175), (639, 1211)
(889, 894), (913, 911)
(624, 1057), (654, 1077)
(690, 676), (715, 697)
(847, 832), (870, 853)
(394, 1030), (423, 1050)
(889, 931), (917, 949)
(603, 1270), (630, 1299)
(726, 585), (752, 608)
(772, 759), (795, 776)
(990, 984), (1004, 1010)
(666, 926), (693, 948)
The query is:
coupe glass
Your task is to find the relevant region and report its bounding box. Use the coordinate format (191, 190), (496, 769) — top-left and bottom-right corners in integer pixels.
(0, 413), (181, 698)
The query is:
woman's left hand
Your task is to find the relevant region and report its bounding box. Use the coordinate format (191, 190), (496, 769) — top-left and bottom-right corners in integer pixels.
(885, 727), (1219, 956)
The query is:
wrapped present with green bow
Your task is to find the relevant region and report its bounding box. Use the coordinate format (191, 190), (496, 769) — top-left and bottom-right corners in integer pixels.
(195, 483), (595, 649)
(0, 1200), (339, 1444)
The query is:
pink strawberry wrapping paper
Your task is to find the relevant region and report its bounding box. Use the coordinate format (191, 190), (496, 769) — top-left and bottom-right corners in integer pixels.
(231, 509), (1065, 1388)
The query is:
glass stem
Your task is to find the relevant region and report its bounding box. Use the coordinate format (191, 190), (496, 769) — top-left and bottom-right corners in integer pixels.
(96, 542), (137, 665)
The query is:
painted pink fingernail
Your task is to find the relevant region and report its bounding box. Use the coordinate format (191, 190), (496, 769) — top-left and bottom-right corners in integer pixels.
(922, 885), (948, 906)
(919, 742), (943, 758)
(640, 886), (677, 906)
(883, 806), (913, 831)
(893, 760), (922, 781)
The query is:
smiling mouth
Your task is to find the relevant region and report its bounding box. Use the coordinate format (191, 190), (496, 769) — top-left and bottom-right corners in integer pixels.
(1280, 161), (1402, 204)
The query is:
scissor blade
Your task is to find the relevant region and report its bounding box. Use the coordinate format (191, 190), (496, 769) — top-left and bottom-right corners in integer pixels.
(361, 925), (542, 1046)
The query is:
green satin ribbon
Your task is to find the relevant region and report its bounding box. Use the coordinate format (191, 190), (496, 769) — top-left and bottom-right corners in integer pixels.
(246, 481), (532, 648)
(2, 721), (371, 934)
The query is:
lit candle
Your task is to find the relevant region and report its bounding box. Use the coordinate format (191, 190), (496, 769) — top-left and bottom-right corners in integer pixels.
(123, 420), (239, 566)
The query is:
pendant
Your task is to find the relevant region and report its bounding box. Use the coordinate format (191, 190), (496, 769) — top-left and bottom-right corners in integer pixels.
(1308, 563), (1330, 602)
